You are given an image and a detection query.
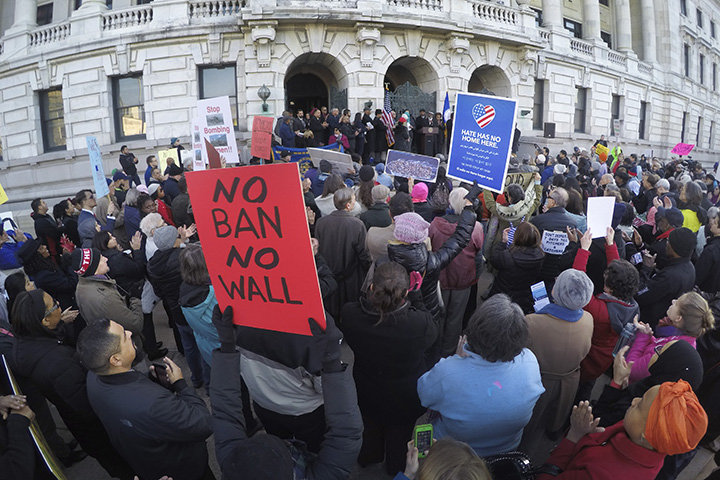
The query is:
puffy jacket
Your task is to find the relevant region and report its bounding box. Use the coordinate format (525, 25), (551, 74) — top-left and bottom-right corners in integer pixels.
(387, 206), (477, 320)
(179, 283), (219, 364)
(636, 257), (695, 328)
(147, 248), (187, 325)
(488, 243), (544, 313)
(0, 234), (32, 270)
(428, 214), (484, 290)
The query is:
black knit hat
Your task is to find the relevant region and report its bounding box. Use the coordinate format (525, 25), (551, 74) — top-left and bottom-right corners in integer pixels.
(359, 165), (375, 182)
(15, 238), (42, 265)
(71, 248), (101, 277)
(668, 227), (696, 258)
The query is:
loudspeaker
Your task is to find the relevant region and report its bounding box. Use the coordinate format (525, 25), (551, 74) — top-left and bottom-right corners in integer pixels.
(543, 122), (556, 138)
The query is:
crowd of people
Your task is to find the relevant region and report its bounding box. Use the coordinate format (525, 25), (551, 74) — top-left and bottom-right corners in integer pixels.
(0, 127), (719, 480)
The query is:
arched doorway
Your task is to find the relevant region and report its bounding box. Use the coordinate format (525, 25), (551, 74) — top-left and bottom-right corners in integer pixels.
(384, 56), (438, 115)
(284, 53), (349, 114)
(468, 65), (512, 98)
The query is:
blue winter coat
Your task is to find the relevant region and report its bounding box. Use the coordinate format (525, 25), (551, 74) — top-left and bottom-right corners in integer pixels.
(179, 283), (219, 365)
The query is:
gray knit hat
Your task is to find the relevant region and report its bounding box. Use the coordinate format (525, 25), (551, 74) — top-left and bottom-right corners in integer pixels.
(371, 185), (390, 203)
(154, 225), (179, 251)
(553, 269), (593, 310)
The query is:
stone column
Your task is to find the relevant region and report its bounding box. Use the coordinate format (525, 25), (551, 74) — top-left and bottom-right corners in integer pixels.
(542, 0), (563, 30)
(582, 0), (601, 40)
(615, 0), (633, 53)
(640, 0), (657, 63)
(11, 0), (37, 29)
(113, 0), (134, 9)
(78, 0), (109, 11)
(53, 0), (71, 23)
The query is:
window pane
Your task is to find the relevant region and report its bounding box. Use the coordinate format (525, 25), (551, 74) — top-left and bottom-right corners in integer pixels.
(118, 106), (146, 137)
(114, 76), (146, 140)
(37, 4), (53, 26)
(117, 77), (143, 107)
(40, 89), (66, 151)
(200, 66), (238, 128)
(43, 90), (65, 121)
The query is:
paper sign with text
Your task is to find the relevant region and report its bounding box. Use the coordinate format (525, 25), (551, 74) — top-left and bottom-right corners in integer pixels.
(446, 92), (518, 193)
(586, 196), (616, 239)
(541, 230), (569, 255)
(0, 181), (9, 206)
(251, 116), (274, 160)
(198, 96), (239, 164)
(191, 117), (205, 171)
(86, 136), (109, 198)
(158, 148), (179, 175)
(385, 150), (440, 182)
(671, 143), (695, 156)
(307, 148), (353, 176)
(185, 163), (325, 335)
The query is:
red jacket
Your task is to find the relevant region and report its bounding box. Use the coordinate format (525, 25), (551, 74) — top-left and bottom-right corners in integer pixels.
(428, 216), (484, 290)
(573, 245), (639, 382)
(538, 421), (665, 480)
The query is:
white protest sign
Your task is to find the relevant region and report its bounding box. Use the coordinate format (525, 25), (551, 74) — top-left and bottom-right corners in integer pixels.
(191, 117), (205, 171)
(197, 96), (239, 164)
(541, 230), (569, 255)
(307, 148), (353, 175)
(586, 196), (616, 239)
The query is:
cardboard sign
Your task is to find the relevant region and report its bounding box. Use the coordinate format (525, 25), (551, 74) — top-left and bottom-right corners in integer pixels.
(671, 143), (695, 156)
(251, 116), (274, 160)
(86, 136), (109, 198)
(307, 147), (353, 175)
(586, 196), (616, 239)
(198, 96), (239, 164)
(446, 92), (518, 193)
(595, 143), (609, 156)
(158, 148), (179, 175)
(504, 172), (535, 190)
(0, 181), (9, 206)
(1, 355), (68, 479)
(385, 150), (440, 182)
(271, 143), (343, 175)
(185, 163), (326, 335)
(541, 230), (569, 255)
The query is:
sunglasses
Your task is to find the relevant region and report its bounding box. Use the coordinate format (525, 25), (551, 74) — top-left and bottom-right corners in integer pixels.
(44, 299), (60, 317)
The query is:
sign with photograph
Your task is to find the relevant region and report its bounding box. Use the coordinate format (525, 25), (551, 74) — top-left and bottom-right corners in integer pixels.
(197, 96), (239, 164)
(86, 136), (109, 198)
(385, 150), (439, 182)
(307, 147), (353, 175)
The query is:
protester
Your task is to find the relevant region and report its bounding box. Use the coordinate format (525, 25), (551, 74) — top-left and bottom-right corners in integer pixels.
(148, 183), (174, 226)
(0, 394), (35, 480)
(15, 237), (76, 311)
(358, 185), (391, 230)
(411, 182), (434, 223)
(0, 222), (32, 270)
(171, 177), (193, 228)
(31, 198), (61, 262)
(119, 145), (141, 187)
(394, 438), (492, 480)
(366, 192), (428, 262)
(53, 198), (80, 248)
(75, 189), (117, 247)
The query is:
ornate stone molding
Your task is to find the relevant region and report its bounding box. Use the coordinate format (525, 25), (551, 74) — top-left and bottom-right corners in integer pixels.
(355, 23), (382, 68)
(446, 33), (471, 73)
(249, 21), (277, 68)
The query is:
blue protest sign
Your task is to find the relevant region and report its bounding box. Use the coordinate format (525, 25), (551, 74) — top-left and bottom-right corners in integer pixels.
(385, 149), (439, 182)
(446, 92), (518, 193)
(86, 136), (109, 198)
(271, 142), (344, 174)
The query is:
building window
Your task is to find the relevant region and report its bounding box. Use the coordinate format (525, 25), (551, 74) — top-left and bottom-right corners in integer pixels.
(599, 0), (609, 6)
(600, 31), (612, 49)
(639, 101), (648, 140)
(112, 75), (146, 141)
(712, 21), (716, 38)
(531, 8), (542, 27)
(710, 121), (715, 149)
(574, 87), (587, 133)
(611, 95), (621, 136)
(713, 63), (717, 91)
(696, 117), (703, 147)
(697, 9), (703, 29)
(681, 112), (687, 143)
(700, 54), (705, 84)
(680, 0), (687, 16)
(39, 88), (66, 152)
(199, 65), (238, 129)
(37, 3), (53, 26)
(564, 19), (582, 38)
(532, 79), (544, 130)
(684, 44), (690, 77)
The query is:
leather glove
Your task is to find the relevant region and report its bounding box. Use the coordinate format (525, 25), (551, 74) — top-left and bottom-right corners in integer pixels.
(464, 180), (482, 209)
(308, 316), (344, 373)
(212, 305), (236, 353)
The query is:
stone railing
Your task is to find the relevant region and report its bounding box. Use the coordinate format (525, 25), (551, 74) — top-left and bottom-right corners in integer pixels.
(638, 61), (653, 74)
(570, 37), (593, 56)
(386, 0), (443, 11)
(538, 28), (550, 43)
(0, 41), (3, 55)
(471, 1), (517, 25)
(607, 50), (626, 67)
(102, 5), (153, 31)
(29, 22), (71, 47)
(189, 0), (246, 19)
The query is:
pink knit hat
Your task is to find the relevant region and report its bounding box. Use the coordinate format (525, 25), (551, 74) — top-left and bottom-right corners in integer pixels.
(393, 212), (430, 244)
(411, 183), (429, 203)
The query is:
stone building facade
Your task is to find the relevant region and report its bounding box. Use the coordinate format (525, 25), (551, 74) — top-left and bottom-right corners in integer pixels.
(0, 0), (718, 214)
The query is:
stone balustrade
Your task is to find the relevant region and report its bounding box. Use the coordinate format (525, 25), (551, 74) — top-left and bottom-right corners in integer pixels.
(102, 5), (154, 31)
(29, 22), (70, 47)
(608, 50), (627, 67)
(386, 0), (443, 11)
(570, 37), (593, 56)
(470, 1), (517, 25)
(189, 0), (245, 19)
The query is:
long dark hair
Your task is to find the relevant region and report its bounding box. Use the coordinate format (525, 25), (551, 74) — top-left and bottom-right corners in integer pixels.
(368, 262), (409, 323)
(11, 289), (50, 338)
(358, 180), (374, 210)
(53, 199), (71, 222)
(21, 249), (57, 276)
(5, 272), (30, 315)
(92, 231), (114, 252)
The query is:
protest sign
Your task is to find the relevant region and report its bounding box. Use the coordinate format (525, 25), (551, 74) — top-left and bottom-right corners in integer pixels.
(180, 150), (193, 170)
(541, 230), (569, 255)
(307, 147), (353, 175)
(191, 118), (205, 171)
(446, 92), (518, 193)
(86, 136), (109, 198)
(251, 116), (274, 160)
(595, 144), (609, 156)
(385, 150), (439, 182)
(271, 143), (343, 174)
(671, 143), (695, 156)
(1, 354), (67, 480)
(586, 196), (616, 238)
(185, 163), (325, 335)
(158, 148), (179, 174)
(0, 181), (9, 206)
(197, 96), (239, 164)
(204, 139), (224, 169)
(504, 172), (535, 190)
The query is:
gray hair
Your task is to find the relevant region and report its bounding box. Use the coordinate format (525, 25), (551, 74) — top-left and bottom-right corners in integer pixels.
(708, 206), (720, 222)
(553, 269), (594, 310)
(140, 212), (164, 237)
(333, 187), (355, 210)
(466, 294), (528, 362)
(449, 187), (468, 215)
(549, 187), (569, 208)
(124, 188), (140, 207)
(656, 178), (670, 191)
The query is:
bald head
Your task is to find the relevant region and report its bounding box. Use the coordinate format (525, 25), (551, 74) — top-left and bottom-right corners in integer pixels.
(549, 187), (569, 208)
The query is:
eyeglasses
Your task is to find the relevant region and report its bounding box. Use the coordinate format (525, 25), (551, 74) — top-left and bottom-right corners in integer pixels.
(44, 299), (60, 317)
(653, 344), (664, 357)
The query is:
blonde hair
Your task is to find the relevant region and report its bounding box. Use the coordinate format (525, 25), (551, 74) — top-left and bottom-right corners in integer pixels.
(449, 187), (469, 215)
(677, 292), (715, 337)
(417, 438), (492, 480)
(140, 213), (165, 238)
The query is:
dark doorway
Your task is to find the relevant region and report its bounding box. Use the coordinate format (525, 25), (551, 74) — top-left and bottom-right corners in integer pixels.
(285, 73), (328, 114)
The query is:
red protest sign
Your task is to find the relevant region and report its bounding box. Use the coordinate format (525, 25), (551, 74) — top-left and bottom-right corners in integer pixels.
(204, 139), (223, 169)
(185, 163), (325, 335)
(671, 143), (695, 156)
(251, 116), (274, 160)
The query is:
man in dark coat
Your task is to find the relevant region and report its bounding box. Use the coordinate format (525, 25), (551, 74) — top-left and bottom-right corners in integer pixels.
(78, 319), (213, 480)
(279, 116), (296, 148)
(361, 107), (375, 164)
(75, 189), (117, 248)
(414, 110), (429, 153)
(171, 177), (194, 228)
(359, 185), (392, 230)
(636, 227), (696, 328)
(31, 197), (61, 261)
(314, 188), (372, 321)
(372, 109), (388, 163)
(119, 145), (141, 187)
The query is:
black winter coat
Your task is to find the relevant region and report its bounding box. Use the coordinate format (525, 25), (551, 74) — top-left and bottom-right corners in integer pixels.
(530, 207), (579, 286)
(488, 243), (544, 313)
(61, 215), (81, 247)
(104, 248), (146, 299)
(341, 297), (437, 424)
(696, 235), (720, 294)
(147, 248), (187, 325)
(30, 268), (77, 310)
(0, 414), (35, 480)
(32, 213), (61, 258)
(373, 117), (388, 152)
(362, 114), (375, 153)
(358, 203), (392, 230)
(636, 257), (696, 328)
(387, 206), (476, 320)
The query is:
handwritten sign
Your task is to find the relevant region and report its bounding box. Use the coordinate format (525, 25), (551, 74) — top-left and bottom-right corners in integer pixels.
(446, 92), (518, 193)
(0, 181), (9, 206)
(541, 230), (569, 255)
(86, 136), (109, 198)
(671, 143), (695, 156)
(504, 172), (535, 190)
(158, 148), (179, 175)
(197, 96), (239, 164)
(251, 116), (274, 161)
(385, 150), (440, 182)
(185, 163), (325, 335)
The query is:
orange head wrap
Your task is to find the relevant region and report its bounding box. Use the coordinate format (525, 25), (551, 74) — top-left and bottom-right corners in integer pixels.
(645, 380), (708, 455)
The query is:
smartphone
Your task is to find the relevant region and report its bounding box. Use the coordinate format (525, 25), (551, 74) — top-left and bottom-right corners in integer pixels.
(631, 252), (643, 265)
(151, 363), (171, 389)
(413, 424), (433, 458)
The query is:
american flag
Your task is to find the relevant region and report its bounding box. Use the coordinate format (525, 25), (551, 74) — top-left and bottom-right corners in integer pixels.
(382, 88), (395, 147)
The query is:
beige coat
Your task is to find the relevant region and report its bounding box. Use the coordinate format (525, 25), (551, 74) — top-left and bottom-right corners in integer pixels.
(75, 276), (143, 336)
